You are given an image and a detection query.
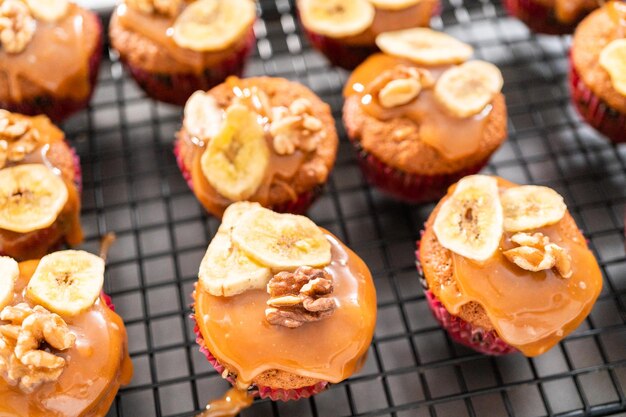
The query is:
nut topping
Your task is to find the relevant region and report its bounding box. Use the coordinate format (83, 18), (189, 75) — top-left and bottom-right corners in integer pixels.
(0, 303), (75, 393)
(503, 232), (573, 278)
(0, 0), (36, 54)
(0, 110), (42, 168)
(126, 0), (182, 16)
(370, 66), (434, 109)
(269, 98), (326, 156)
(265, 266), (337, 328)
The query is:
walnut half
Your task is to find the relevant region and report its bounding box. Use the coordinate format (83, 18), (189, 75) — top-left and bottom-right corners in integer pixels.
(0, 303), (76, 393)
(0, 110), (42, 168)
(0, 0), (36, 54)
(503, 232), (573, 279)
(265, 266), (337, 328)
(269, 98), (327, 156)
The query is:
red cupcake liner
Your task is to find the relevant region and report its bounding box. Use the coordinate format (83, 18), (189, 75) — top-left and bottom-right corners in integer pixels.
(123, 29), (256, 106)
(350, 140), (490, 204)
(569, 62), (626, 144)
(102, 292), (116, 311)
(0, 13), (103, 122)
(415, 240), (517, 356)
(301, 27), (379, 71)
(502, 0), (582, 34)
(190, 313), (329, 401)
(173, 139), (323, 216)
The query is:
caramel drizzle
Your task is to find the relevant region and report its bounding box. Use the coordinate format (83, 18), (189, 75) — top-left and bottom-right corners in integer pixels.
(0, 4), (91, 101)
(196, 388), (254, 417)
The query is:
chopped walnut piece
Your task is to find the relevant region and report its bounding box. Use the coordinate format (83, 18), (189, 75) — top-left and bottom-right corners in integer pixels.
(265, 266), (337, 328)
(126, 0), (182, 16)
(0, 0), (36, 54)
(503, 232), (573, 278)
(269, 98), (327, 156)
(372, 66), (435, 109)
(0, 303), (76, 393)
(0, 111), (42, 168)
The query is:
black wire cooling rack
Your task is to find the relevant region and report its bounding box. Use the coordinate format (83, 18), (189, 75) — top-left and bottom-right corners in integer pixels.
(57, 0), (626, 416)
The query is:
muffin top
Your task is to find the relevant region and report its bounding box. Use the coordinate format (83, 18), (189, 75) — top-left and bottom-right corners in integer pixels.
(194, 202), (376, 389)
(420, 175), (602, 356)
(0, 0), (99, 101)
(178, 76), (338, 217)
(110, 0), (256, 74)
(297, 0), (438, 45)
(0, 251), (132, 416)
(572, 2), (626, 114)
(343, 29), (507, 175)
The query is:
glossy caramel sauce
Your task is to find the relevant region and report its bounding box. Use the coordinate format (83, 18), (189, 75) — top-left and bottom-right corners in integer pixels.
(0, 260), (133, 417)
(0, 115), (83, 260)
(552, 0), (596, 23)
(344, 53), (492, 161)
(185, 78), (320, 217)
(0, 4), (94, 101)
(197, 387), (253, 417)
(430, 179), (603, 356)
(194, 231), (377, 387)
(114, 3), (252, 74)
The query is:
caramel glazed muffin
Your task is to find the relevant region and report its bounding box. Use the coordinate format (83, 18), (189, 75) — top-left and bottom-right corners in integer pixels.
(192, 202), (376, 413)
(0, 0), (102, 122)
(109, 0), (256, 106)
(175, 77), (339, 218)
(0, 250), (133, 416)
(0, 110), (83, 261)
(343, 28), (507, 203)
(418, 175), (602, 356)
(570, 1), (626, 143)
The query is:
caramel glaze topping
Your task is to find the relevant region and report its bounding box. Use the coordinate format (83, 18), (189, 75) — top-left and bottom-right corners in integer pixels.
(0, 260), (133, 416)
(194, 231), (377, 388)
(184, 77), (332, 218)
(551, 0), (598, 24)
(114, 3), (252, 74)
(424, 179), (602, 356)
(0, 4), (95, 102)
(344, 53), (493, 161)
(0, 115), (83, 260)
(196, 387), (253, 417)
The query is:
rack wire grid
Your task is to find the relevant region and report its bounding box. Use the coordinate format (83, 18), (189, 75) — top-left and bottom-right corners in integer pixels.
(59, 0), (626, 416)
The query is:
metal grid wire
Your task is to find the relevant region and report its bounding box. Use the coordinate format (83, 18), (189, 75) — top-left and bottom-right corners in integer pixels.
(58, 0), (626, 415)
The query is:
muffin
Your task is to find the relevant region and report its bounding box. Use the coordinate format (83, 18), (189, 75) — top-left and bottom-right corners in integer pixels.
(192, 202), (376, 409)
(417, 175), (602, 356)
(0, 249), (133, 415)
(297, 0), (440, 69)
(109, 0), (256, 106)
(343, 29), (507, 203)
(0, 0), (102, 122)
(0, 110), (83, 261)
(570, 1), (626, 144)
(503, 0), (598, 35)
(175, 77), (338, 218)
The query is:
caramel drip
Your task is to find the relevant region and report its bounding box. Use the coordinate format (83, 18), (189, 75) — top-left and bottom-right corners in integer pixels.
(434, 182), (603, 357)
(554, 0), (593, 23)
(0, 260), (132, 416)
(195, 231), (377, 386)
(115, 4), (249, 73)
(0, 5), (91, 101)
(344, 54), (492, 161)
(0, 115), (84, 258)
(197, 388), (254, 417)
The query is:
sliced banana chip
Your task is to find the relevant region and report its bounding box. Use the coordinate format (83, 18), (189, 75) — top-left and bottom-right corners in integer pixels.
(200, 104), (270, 202)
(434, 60), (503, 118)
(433, 175), (503, 262)
(0, 257), (19, 311)
(173, 0), (256, 52)
(184, 91), (225, 141)
(376, 28), (474, 66)
(599, 39), (626, 97)
(26, 250), (105, 317)
(231, 207), (332, 270)
(0, 164), (68, 234)
(199, 229), (272, 297)
(25, 0), (69, 22)
(299, 0), (375, 38)
(221, 201), (264, 229)
(368, 0), (425, 10)
(501, 185), (567, 233)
